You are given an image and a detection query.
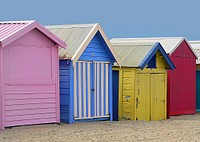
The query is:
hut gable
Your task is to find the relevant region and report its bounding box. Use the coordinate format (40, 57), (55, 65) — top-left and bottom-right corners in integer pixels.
(79, 32), (114, 62)
(12, 29), (55, 46)
(172, 40), (196, 59)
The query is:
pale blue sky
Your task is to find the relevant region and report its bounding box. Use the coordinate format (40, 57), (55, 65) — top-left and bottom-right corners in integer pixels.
(1, 0), (200, 40)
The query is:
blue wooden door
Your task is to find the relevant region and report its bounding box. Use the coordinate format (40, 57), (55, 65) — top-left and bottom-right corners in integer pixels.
(112, 71), (119, 121)
(197, 71), (200, 112)
(73, 61), (109, 120)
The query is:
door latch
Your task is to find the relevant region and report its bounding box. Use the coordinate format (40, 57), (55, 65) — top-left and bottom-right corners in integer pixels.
(136, 97), (140, 109)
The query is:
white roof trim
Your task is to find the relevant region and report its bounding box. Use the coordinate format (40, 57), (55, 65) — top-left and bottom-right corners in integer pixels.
(71, 23), (98, 66)
(97, 24), (121, 67)
(168, 37), (184, 55)
(71, 23), (121, 67)
(189, 40), (200, 45)
(184, 38), (198, 59)
(189, 40), (200, 62)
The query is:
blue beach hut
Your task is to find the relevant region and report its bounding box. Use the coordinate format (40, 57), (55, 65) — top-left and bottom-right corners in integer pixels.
(46, 24), (121, 123)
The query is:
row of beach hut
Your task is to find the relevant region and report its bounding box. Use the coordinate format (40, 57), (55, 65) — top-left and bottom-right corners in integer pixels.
(0, 20), (199, 130)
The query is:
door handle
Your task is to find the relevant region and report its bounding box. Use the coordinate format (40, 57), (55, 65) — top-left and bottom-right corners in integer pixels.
(91, 89), (94, 94)
(136, 97), (140, 104)
(162, 100), (165, 103)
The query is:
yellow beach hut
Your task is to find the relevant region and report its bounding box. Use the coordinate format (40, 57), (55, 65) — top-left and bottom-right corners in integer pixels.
(111, 39), (175, 121)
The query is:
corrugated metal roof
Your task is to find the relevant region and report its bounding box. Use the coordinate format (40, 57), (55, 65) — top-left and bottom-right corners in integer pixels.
(111, 37), (183, 54)
(46, 24), (95, 59)
(0, 20), (66, 48)
(189, 41), (200, 64)
(0, 20), (34, 42)
(111, 40), (155, 67)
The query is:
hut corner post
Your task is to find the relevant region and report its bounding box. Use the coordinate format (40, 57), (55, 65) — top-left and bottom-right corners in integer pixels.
(56, 46), (60, 124)
(109, 63), (113, 121)
(69, 61), (74, 124)
(0, 46), (4, 130)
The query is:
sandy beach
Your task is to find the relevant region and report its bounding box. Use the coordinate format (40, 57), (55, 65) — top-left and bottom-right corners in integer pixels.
(0, 114), (200, 142)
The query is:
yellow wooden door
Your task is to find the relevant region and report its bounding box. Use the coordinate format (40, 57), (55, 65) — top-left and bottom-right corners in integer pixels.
(151, 74), (166, 120)
(121, 69), (134, 120)
(135, 74), (151, 121)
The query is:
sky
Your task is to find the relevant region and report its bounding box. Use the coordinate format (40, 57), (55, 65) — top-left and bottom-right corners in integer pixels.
(1, 0), (200, 40)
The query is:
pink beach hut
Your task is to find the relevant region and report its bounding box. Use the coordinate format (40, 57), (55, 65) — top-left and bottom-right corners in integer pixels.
(0, 20), (66, 130)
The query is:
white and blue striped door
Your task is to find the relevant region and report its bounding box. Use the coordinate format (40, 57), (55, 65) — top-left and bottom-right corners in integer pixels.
(74, 61), (109, 120)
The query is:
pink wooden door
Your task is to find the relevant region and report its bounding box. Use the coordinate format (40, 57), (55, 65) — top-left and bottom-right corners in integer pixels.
(3, 44), (59, 127)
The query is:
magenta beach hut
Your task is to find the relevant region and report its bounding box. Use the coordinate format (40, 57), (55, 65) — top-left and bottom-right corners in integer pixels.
(0, 20), (66, 130)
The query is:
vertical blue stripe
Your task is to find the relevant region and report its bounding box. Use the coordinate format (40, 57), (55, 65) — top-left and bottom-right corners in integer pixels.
(81, 63), (84, 118)
(91, 63), (94, 117)
(95, 63), (98, 116)
(104, 63), (107, 116)
(86, 63), (88, 117)
(94, 63), (96, 117)
(76, 63), (79, 118)
(95, 63), (98, 117)
(99, 63), (102, 116)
